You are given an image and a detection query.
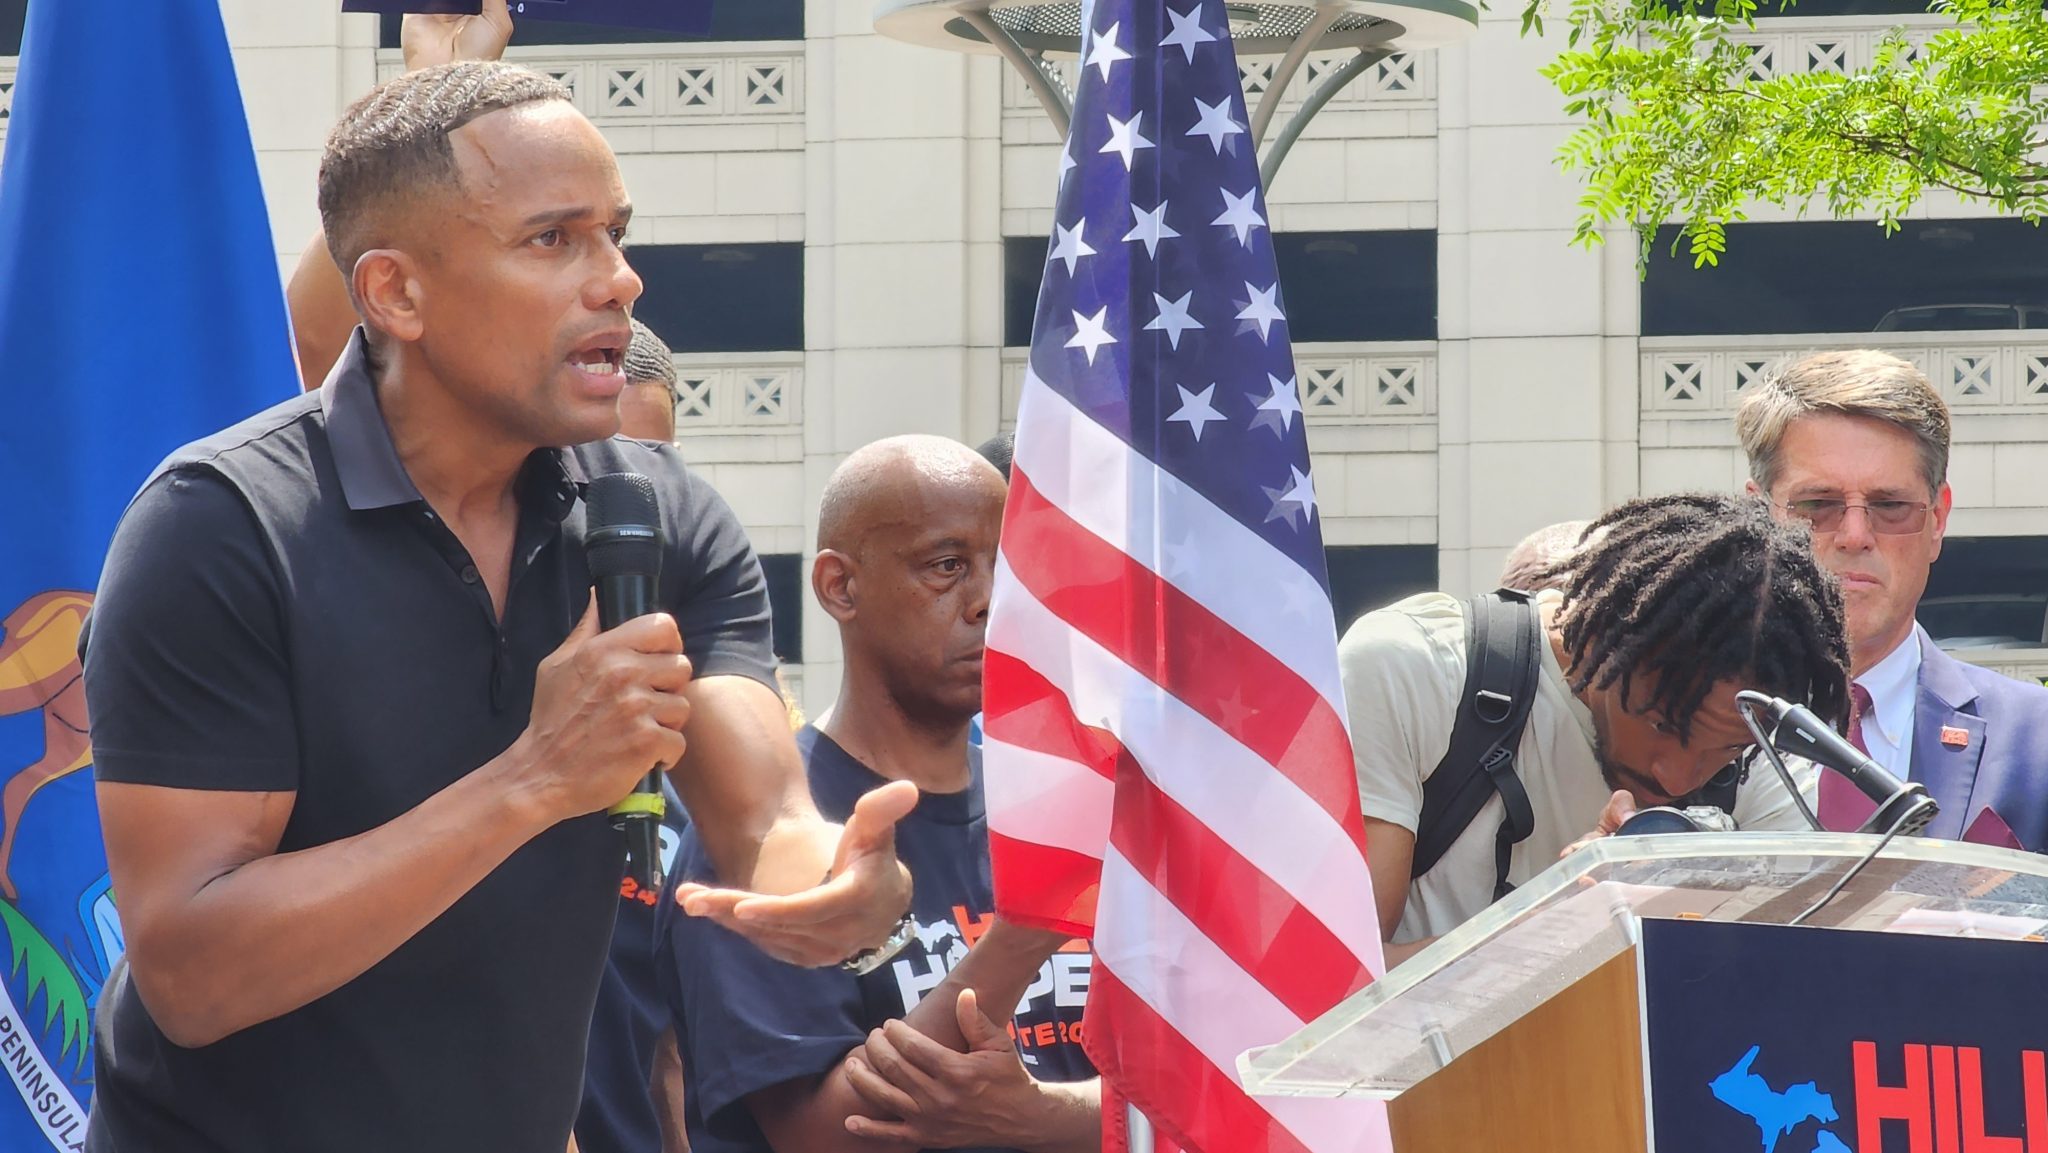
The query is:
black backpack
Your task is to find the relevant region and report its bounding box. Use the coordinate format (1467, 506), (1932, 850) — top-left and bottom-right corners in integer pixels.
(1410, 589), (1741, 901)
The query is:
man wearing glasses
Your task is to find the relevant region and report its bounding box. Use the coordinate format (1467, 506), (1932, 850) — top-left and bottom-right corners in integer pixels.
(1738, 350), (2048, 846)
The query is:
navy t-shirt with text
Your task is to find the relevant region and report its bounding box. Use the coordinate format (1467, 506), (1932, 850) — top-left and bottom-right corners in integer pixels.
(656, 726), (1096, 1153)
(575, 777), (691, 1153)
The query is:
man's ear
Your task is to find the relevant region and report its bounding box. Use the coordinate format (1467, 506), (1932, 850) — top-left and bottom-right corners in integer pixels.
(1930, 481), (1954, 554)
(352, 249), (426, 344)
(1743, 478), (1763, 498)
(812, 550), (857, 624)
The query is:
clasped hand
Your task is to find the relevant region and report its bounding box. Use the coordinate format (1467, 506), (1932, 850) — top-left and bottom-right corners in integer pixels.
(842, 989), (1046, 1148)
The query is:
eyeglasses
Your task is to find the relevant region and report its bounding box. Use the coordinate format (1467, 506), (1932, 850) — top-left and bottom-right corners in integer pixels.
(1775, 498), (1932, 535)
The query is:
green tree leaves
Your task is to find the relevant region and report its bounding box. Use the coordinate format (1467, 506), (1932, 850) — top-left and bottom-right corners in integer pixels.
(1526, 0), (2048, 269)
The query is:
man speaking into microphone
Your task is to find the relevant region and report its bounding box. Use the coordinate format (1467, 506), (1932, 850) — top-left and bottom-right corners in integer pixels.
(79, 61), (913, 1153)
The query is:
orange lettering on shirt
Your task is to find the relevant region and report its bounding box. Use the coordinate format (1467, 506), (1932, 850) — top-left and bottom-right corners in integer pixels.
(955, 906), (994, 947)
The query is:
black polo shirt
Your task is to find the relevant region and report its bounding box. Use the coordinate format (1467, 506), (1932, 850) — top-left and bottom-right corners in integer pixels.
(80, 332), (777, 1153)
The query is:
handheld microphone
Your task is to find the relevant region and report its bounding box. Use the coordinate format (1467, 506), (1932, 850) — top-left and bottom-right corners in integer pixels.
(1733, 690), (1938, 836)
(587, 472), (667, 894)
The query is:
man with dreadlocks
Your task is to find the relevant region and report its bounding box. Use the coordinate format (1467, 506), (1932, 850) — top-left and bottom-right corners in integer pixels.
(1341, 492), (1850, 961)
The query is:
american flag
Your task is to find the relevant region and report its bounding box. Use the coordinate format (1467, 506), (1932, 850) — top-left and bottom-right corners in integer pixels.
(982, 2), (1392, 1151)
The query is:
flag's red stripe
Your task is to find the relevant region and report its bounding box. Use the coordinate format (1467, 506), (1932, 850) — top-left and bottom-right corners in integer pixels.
(991, 647), (1373, 1016)
(988, 831), (1100, 937)
(1086, 966), (1315, 1153)
(1000, 466), (1366, 856)
(1109, 758), (1375, 1020)
(983, 649), (1118, 782)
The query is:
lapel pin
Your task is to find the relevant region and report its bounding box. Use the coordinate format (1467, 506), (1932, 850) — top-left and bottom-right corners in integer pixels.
(1941, 725), (1971, 749)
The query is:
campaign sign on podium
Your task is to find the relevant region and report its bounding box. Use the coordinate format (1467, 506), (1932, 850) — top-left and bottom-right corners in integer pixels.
(1239, 833), (2048, 1153)
(1642, 917), (2048, 1153)
(1638, 921), (2048, 1153)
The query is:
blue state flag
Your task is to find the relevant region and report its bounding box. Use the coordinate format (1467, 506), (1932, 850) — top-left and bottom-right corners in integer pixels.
(0, 0), (292, 1146)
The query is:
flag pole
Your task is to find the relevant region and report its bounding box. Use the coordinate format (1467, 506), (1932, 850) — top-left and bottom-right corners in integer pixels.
(1128, 1103), (1155, 1152)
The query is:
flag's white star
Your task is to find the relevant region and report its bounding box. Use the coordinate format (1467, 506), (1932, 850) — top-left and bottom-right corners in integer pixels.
(1100, 111), (1155, 172)
(1047, 219), (1097, 275)
(1166, 383), (1226, 441)
(1066, 306), (1118, 365)
(1212, 187), (1267, 246)
(1058, 136), (1078, 188)
(1186, 95), (1245, 154)
(1237, 281), (1287, 342)
(1124, 201), (1179, 257)
(1085, 21), (1133, 81)
(1145, 291), (1204, 349)
(1160, 5), (1218, 63)
(1263, 466), (1319, 528)
(1160, 530), (1201, 578)
(1214, 686), (1258, 729)
(1252, 372), (1303, 434)
(1283, 466), (1318, 517)
(1276, 569), (1326, 621)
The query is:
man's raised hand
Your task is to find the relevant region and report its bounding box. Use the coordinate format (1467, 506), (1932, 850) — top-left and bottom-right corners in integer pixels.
(400, 0), (514, 71)
(673, 781), (916, 968)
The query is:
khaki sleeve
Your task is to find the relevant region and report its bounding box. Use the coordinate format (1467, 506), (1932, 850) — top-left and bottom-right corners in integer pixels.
(1731, 753), (1821, 832)
(1339, 605), (1461, 837)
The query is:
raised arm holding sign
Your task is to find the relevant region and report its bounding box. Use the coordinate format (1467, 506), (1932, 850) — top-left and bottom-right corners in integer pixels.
(341, 0), (714, 36)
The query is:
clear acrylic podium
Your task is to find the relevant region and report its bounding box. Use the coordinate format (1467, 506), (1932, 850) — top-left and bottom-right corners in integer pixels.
(1238, 833), (2048, 1152)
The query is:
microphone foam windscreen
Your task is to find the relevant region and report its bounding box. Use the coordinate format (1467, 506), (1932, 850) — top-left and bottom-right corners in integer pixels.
(587, 471), (659, 531)
(586, 472), (663, 579)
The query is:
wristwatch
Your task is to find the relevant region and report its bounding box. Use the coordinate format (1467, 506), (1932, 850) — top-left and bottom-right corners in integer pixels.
(840, 913), (918, 975)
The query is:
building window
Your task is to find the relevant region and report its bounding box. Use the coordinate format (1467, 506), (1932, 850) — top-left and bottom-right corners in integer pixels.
(1921, 537), (2048, 648)
(630, 243), (803, 354)
(1274, 232), (1438, 343)
(1642, 220), (2048, 337)
(1002, 230), (1438, 347)
(1327, 545), (1438, 630)
(1, 0), (24, 55)
(1002, 236), (1050, 349)
(759, 553), (805, 663)
(377, 0), (801, 48)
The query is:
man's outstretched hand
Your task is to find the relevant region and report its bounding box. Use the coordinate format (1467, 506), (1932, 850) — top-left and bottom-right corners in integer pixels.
(401, 0), (514, 71)
(674, 780), (917, 968)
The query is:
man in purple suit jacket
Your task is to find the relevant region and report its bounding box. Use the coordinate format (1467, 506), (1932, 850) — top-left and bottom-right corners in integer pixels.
(1739, 350), (2048, 848)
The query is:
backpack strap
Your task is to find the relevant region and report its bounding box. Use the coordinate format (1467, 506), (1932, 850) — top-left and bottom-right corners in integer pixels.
(1411, 589), (1544, 902)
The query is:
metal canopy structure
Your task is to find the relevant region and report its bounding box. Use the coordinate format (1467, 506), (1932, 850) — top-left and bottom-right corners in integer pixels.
(875, 0), (1478, 184)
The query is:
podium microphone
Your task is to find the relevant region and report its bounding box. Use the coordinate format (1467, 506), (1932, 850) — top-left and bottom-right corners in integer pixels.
(1733, 690), (1938, 837)
(587, 472), (667, 894)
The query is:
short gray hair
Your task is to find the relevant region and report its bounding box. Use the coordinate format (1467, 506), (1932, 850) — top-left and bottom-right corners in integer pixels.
(1735, 350), (1951, 496)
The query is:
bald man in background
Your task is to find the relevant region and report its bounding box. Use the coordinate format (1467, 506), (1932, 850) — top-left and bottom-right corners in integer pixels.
(1499, 520), (1592, 593)
(658, 435), (1101, 1153)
